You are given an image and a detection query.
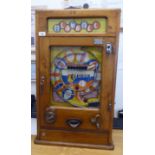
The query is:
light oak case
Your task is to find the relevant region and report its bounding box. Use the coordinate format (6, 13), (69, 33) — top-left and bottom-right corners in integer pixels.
(35, 9), (120, 149)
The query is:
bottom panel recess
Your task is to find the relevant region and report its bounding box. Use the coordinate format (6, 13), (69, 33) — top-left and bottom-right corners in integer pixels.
(34, 138), (114, 150)
(34, 129), (114, 150)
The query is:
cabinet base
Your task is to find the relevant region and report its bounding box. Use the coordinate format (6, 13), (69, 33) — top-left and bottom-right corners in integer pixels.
(34, 137), (114, 150)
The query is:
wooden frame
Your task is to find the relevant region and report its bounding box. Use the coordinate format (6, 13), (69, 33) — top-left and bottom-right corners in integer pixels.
(35, 9), (120, 150)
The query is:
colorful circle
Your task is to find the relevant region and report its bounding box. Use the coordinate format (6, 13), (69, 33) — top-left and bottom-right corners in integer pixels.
(62, 88), (74, 100)
(54, 58), (67, 70)
(60, 21), (67, 29)
(64, 25), (71, 32)
(79, 80), (86, 87)
(75, 25), (82, 32)
(53, 24), (61, 32)
(69, 21), (76, 29)
(81, 21), (88, 29)
(93, 21), (100, 29)
(87, 24), (94, 32)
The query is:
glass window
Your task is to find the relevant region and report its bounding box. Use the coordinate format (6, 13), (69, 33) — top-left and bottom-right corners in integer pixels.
(50, 46), (102, 108)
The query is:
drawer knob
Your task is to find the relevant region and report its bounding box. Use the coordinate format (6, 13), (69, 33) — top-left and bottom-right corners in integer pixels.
(66, 119), (82, 128)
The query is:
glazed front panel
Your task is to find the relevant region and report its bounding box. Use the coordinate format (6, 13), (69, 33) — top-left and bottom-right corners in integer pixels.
(50, 46), (102, 108)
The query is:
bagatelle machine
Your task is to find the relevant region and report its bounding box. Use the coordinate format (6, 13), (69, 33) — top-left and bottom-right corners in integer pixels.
(35, 9), (120, 149)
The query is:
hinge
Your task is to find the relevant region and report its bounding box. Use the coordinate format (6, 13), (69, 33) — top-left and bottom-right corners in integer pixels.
(108, 103), (112, 112)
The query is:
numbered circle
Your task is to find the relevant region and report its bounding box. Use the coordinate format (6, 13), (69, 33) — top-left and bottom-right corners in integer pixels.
(54, 58), (67, 70)
(60, 21), (67, 29)
(87, 24), (94, 32)
(69, 21), (77, 29)
(81, 21), (88, 29)
(93, 21), (100, 29)
(62, 88), (74, 100)
(53, 24), (61, 32)
(64, 25), (71, 32)
(79, 80), (86, 87)
(75, 25), (82, 32)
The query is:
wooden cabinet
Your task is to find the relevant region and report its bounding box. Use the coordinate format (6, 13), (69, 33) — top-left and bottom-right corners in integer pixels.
(35, 9), (120, 149)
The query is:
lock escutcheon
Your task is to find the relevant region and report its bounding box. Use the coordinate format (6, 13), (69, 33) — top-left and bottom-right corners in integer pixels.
(106, 43), (113, 54)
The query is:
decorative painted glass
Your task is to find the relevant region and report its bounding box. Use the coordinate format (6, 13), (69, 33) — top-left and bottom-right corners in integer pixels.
(48, 18), (107, 34)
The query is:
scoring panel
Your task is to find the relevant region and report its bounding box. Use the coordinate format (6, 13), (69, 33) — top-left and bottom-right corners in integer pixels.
(48, 18), (107, 34)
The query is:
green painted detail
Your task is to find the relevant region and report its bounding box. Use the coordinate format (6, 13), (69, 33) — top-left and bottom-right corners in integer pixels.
(48, 18), (107, 34)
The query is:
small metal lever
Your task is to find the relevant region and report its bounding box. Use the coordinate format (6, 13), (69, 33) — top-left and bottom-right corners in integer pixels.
(106, 43), (113, 54)
(66, 119), (82, 128)
(90, 114), (101, 129)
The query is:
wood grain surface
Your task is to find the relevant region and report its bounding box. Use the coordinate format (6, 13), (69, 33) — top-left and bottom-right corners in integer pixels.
(35, 9), (121, 148)
(32, 129), (122, 155)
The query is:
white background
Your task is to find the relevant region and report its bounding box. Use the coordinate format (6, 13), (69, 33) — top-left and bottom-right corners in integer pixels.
(0, 0), (155, 155)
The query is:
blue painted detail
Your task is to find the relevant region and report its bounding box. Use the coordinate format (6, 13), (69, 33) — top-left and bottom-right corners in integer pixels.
(81, 21), (88, 29)
(53, 24), (61, 32)
(54, 82), (63, 91)
(61, 75), (94, 84)
(69, 21), (76, 29)
(55, 58), (67, 70)
(61, 76), (69, 84)
(62, 88), (74, 100)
